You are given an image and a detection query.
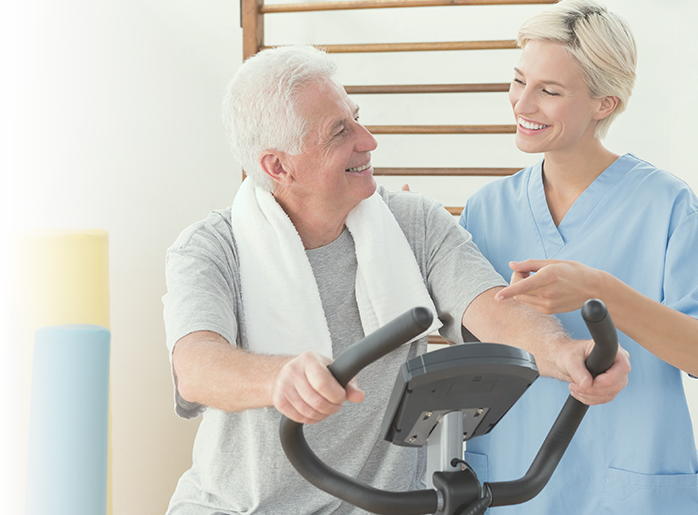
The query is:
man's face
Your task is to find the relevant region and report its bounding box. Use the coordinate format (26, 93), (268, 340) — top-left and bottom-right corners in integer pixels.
(279, 79), (378, 216)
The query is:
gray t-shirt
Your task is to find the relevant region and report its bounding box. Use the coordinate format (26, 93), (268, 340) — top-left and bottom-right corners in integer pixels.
(162, 186), (506, 514)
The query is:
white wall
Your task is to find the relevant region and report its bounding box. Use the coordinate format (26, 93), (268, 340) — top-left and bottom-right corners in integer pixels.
(1, 1), (696, 514)
(1, 1), (240, 513)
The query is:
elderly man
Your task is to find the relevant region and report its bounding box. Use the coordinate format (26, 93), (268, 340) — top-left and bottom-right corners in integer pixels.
(163, 45), (629, 515)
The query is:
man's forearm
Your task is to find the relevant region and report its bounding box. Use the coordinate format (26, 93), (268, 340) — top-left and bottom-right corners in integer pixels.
(462, 287), (572, 382)
(462, 287), (631, 406)
(172, 330), (362, 423)
(172, 330), (291, 412)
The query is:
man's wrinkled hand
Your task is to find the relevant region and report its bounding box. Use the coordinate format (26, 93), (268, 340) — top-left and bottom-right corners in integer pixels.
(563, 340), (631, 406)
(271, 351), (364, 424)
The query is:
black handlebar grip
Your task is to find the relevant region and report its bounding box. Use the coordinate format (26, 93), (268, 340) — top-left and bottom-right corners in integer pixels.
(581, 299), (618, 377)
(279, 306), (439, 515)
(327, 306), (433, 387)
(489, 298), (620, 507)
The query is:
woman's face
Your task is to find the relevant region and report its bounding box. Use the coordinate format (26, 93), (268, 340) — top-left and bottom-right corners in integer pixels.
(509, 40), (606, 156)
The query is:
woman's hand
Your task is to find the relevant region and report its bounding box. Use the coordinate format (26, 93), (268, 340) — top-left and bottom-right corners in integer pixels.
(496, 259), (603, 314)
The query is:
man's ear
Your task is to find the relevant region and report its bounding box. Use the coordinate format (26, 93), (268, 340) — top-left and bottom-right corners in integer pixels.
(259, 150), (292, 186)
(594, 95), (620, 121)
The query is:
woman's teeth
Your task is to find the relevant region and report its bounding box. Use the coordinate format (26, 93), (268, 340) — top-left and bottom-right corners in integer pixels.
(519, 117), (549, 130)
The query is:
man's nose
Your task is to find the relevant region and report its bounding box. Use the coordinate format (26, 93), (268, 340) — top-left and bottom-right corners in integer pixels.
(355, 122), (378, 152)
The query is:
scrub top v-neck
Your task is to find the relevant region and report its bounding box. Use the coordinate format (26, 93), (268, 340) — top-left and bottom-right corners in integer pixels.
(528, 157), (628, 256)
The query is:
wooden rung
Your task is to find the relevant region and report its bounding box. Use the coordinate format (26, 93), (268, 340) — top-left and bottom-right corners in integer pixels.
(445, 206), (464, 216)
(345, 83), (510, 94)
(261, 0), (557, 15)
(428, 334), (455, 345)
(365, 124), (516, 134)
(373, 167), (519, 176)
(263, 40), (516, 53)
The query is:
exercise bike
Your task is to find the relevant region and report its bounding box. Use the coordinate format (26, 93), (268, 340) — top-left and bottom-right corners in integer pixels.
(280, 299), (618, 515)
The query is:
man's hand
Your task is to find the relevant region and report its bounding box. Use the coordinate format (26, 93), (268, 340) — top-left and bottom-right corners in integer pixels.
(558, 339), (631, 406)
(464, 287), (631, 407)
(271, 351), (364, 424)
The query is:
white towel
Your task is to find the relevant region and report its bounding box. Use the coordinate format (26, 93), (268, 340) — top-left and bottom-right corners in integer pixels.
(231, 178), (441, 358)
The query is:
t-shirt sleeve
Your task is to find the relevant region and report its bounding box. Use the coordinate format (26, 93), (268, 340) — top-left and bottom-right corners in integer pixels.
(423, 198), (508, 343)
(162, 211), (240, 418)
(384, 189), (507, 344)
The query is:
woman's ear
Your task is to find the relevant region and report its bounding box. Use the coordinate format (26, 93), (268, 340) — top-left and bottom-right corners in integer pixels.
(259, 151), (292, 186)
(594, 96), (620, 121)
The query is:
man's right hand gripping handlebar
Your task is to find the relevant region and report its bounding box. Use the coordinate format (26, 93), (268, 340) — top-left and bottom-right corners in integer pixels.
(271, 350), (365, 425)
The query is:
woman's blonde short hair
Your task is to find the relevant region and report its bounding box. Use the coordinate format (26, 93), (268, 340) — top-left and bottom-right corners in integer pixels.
(518, 0), (637, 138)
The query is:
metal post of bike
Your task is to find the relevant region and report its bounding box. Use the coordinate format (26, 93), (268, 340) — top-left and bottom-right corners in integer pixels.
(426, 411), (464, 489)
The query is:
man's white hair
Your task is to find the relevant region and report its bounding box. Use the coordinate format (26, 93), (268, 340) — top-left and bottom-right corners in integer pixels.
(517, 0), (637, 138)
(222, 45), (338, 191)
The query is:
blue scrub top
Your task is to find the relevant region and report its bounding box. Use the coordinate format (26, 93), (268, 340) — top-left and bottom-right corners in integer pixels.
(460, 153), (698, 514)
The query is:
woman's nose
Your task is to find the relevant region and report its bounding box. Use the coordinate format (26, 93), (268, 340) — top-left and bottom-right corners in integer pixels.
(510, 85), (536, 116)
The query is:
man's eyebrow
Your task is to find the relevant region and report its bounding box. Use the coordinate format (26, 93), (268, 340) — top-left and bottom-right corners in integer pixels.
(328, 118), (346, 136)
(327, 104), (360, 137)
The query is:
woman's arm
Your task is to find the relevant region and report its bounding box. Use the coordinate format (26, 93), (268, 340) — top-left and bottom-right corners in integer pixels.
(496, 259), (698, 376)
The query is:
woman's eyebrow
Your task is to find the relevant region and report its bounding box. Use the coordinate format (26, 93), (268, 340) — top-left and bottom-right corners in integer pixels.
(514, 67), (566, 88)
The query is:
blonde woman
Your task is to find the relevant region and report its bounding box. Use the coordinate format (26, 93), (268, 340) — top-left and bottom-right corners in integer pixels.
(460, 1), (698, 513)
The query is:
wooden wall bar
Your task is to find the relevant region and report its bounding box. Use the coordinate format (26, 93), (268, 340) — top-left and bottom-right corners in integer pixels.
(344, 83), (510, 94)
(261, 0), (557, 15)
(263, 40), (517, 53)
(365, 124), (516, 134)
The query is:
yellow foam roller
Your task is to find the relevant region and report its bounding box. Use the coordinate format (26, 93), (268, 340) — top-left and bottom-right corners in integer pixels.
(2, 228), (112, 515)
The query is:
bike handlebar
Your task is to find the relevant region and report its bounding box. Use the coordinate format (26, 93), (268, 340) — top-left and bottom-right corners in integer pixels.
(279, 300), (619, 514)
(488, 298), (618, 506)
(327, 306), (434, 387)
(582, 298), (618, 378)
(279, 307), (439, 515)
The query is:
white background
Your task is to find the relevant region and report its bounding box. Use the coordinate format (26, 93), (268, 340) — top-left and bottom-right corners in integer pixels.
(1, 1), (696, 513)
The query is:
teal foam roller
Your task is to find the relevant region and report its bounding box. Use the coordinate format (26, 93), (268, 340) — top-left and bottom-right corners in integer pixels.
(26, 324), (110, 515)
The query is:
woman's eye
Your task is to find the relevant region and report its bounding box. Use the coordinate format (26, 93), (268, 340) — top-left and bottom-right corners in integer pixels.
(513, 78), (524, 85)
(543, 89), (560, 97)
